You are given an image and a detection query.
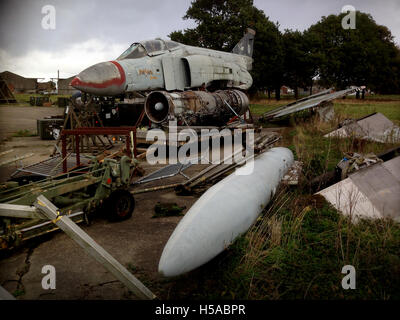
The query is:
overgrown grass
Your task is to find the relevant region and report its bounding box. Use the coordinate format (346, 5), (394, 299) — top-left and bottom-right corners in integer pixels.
(249, 104), (280, 116)
(225, 187), (400, 299)
(249, 97), (400, 122)
(218, 108), (400, 299)
(159, 103), (400, 300)
(161, 186), (400, 299)
(334, 100), (400, 125)
(281, 115), (399, 177)
(346, 94), (400, 101)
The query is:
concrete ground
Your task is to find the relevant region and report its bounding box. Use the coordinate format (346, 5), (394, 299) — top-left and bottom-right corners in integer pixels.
(0, 105), (64, 182)
(0, 186), (199, 299)
(0, 105), (63, 139)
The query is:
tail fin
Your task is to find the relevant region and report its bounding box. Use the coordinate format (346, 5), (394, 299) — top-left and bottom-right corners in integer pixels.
(232, 28), (256, 57)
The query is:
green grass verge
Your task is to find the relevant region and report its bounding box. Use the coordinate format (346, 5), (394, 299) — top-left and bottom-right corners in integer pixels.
(250, 104), (278, 116)
(225, 189), (400, 299)
(346, 94), (400, 101)
(334, 101), (400, 125)
(10, 93), (71, 105)
(160, 189), (400, 299)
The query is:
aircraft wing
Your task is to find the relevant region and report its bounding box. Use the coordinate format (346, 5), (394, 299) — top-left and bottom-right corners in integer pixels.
(262, 88), (356, 120)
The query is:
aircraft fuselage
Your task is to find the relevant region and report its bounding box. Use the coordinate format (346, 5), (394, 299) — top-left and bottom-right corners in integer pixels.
(70, 39), (253, 96)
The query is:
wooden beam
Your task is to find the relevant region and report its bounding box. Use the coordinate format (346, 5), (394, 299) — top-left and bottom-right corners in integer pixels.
(34, 195), (156, 300)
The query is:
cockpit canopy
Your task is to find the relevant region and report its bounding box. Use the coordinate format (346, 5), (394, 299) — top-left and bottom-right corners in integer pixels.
(117, 39), (181, 60)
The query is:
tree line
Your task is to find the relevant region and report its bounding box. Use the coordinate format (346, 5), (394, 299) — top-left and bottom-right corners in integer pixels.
(169, 0), (400, 99)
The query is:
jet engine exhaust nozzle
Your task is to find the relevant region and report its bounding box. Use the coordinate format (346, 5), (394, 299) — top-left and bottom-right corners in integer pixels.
(144, 91), (171, 123)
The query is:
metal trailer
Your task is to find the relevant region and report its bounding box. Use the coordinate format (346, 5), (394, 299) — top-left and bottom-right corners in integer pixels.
(0, 155), (136, 250)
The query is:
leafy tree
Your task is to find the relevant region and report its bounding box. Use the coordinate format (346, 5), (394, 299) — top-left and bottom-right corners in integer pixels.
(170, 3), (400, 96)
(307, 11), (400, 93)
(281, 30), (319, 99)
(168, 0), (284, 98)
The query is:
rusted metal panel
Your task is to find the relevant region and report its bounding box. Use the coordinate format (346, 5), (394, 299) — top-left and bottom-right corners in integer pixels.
(383, 155), (400, 181)
(161, 56), (188, 90)
(325, 112), (400, 143)
(145, 89), (249, 125)
(61, 127), (137, 172)
(134, 162), (193, 185)
(183, 55), (234, 87)
(317, 156), (400, 221)
(263, 88), (355, 120)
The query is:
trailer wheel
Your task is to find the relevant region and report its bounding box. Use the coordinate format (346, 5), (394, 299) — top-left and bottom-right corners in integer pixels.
(106, 190), (135, 222)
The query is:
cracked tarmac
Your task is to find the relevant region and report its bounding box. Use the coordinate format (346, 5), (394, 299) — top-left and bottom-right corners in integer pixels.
(0, 178), (200, 299)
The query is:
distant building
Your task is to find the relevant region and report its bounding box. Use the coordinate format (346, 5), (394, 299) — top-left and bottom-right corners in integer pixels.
(0, 71), (37, 93)
(37, 80), (56, 93)
(0, 76), (17, 103)
(58, 76), (76, 95)
(280, 85), (292, 95)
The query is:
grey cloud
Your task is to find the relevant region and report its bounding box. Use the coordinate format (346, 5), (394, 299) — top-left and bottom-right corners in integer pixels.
(1, 0), (399, 78)
(0, 0), (196, 57)
(255, 0), (400, 43)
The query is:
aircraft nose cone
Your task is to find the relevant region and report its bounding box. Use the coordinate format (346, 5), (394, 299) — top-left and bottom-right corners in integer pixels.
(70, 61), (126, 96)
(70, 76), (81, 88)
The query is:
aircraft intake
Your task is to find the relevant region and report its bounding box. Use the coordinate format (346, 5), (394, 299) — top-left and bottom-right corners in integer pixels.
(144, 90), (249, 126)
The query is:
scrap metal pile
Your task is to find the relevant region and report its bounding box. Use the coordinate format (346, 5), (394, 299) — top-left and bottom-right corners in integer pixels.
(317, 155), (400, 221)
(324, 112), (400, 143)
(261, 88), (356, 121)
(1, 25), (399, 300)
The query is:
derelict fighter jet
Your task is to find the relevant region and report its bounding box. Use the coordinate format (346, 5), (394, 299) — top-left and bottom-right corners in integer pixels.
(70, 29), (255, 126)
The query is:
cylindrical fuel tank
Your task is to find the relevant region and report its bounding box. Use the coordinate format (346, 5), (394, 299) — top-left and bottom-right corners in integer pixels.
(144, 89), (249, 125)
(158, 147), (294, 277)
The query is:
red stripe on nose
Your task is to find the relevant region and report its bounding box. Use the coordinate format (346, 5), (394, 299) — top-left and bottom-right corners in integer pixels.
(70, 61), (126, 89)
(70, 77), (81, 87)
(110, 61), (126, 85)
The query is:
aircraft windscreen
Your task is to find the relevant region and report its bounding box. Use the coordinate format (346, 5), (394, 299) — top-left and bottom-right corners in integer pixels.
(117, 44), (147, 60)
(141, 40), (166, 54)
(165, 41), (180, 50)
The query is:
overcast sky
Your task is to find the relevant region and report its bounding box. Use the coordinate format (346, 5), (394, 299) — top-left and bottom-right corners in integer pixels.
(0, 0), (399, 80)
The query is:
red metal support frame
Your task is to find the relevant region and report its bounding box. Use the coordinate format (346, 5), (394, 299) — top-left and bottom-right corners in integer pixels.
(62, 133), (67, 173)
(75, 135), (80, 167)
(60, 127), (137, 173)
